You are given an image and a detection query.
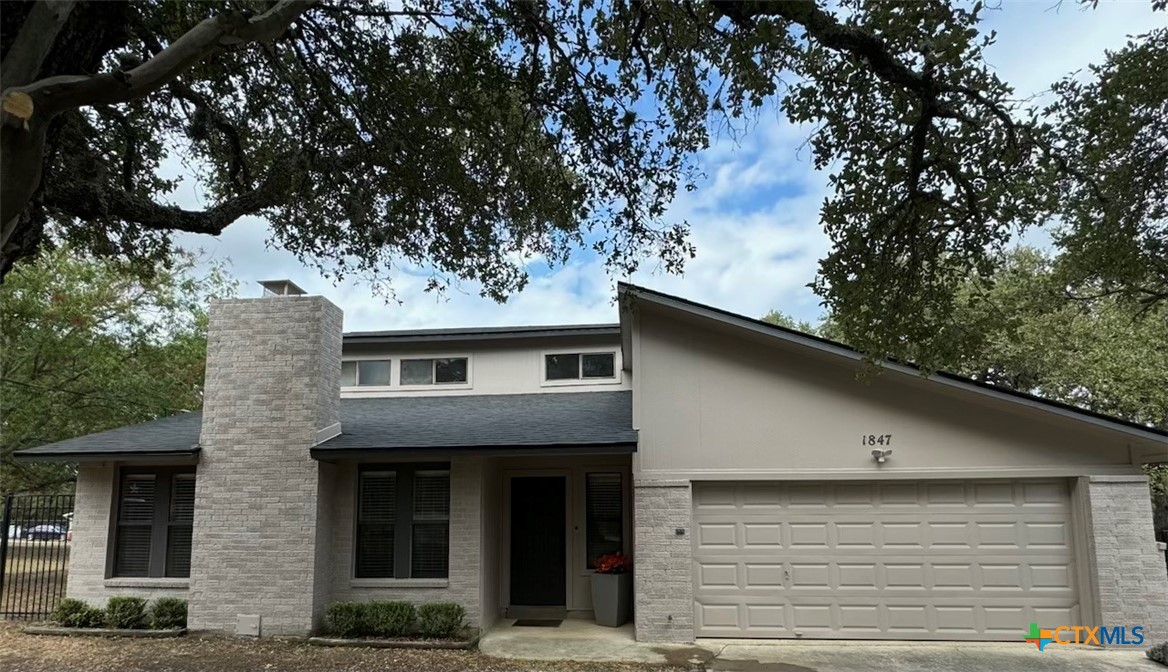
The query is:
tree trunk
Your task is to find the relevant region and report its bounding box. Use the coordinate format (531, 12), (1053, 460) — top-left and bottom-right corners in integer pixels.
(0, 0), (317, 280)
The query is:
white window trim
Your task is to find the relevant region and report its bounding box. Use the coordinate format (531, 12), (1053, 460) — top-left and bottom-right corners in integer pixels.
(397, 355), (473, 391)
(540, 347), (621, 387)
(342, 355), (394, 391)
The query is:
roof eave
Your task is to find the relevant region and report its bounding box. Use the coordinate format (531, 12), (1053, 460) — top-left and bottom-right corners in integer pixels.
(311, 441), (637, 462)
(12, 448), (201, 464)
(343, 324), (621, 344)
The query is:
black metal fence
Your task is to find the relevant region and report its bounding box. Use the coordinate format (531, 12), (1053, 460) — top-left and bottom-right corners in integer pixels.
(0, 493), (74, 619)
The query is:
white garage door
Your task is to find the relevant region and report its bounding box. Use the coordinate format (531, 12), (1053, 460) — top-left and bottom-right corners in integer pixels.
(692, 480), (1080, 639)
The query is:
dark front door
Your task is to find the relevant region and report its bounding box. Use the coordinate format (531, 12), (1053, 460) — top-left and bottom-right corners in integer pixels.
(510, 476), (566, 607)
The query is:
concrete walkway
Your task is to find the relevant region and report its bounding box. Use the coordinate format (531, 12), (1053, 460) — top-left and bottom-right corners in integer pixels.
(480, 619), (712, 666)
(704, 641), (1160, 672)
(479, 620), (1160, 671)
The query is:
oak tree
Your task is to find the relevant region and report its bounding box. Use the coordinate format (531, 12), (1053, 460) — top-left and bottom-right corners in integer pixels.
(1, 1), (1163, 366)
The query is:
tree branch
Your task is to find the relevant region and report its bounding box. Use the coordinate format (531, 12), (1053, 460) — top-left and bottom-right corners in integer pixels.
(41, 153), (305, 236)
(168, 80), (253, 190)
(0, 0), (315, 247)
(0, 0), (78, 88)
(3, 0), (316, 119)
(711, 0), (929, 93)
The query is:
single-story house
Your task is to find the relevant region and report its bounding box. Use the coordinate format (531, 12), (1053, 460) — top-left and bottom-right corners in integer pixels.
(15, 282), (1168, 644)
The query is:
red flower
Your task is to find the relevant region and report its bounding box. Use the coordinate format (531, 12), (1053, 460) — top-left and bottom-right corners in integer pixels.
(593, 552), (632, 574)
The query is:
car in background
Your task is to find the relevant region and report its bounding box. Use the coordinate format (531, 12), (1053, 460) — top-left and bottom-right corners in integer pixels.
(25, 524), (67, 541)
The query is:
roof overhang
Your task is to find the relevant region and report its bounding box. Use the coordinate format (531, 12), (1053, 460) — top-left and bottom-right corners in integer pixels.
(344, 324), (621, 345)
(12, 448), (201, 464)
(311, 442), (636, 462)
(618, 282), (1168, 446)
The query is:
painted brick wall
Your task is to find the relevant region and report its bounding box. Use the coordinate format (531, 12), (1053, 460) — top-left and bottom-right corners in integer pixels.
(1081, 475), (1168, 645)
(633, 480), (693, 642)
(65, 463), (190, 604)
(324, 457), (484, 628)
(187, 296), (342, 636)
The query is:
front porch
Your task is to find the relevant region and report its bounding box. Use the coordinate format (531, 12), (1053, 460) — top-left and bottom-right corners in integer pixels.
(482, 454), (632, 625)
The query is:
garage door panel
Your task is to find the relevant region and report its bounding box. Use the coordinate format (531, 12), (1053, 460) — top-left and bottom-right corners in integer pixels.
(695, 522), (737, 547)
(696, 563), (739, 589)
(693, 479), (1079, 640)
(692, 597), (1081, 640)
(698, 586), (1076, 600)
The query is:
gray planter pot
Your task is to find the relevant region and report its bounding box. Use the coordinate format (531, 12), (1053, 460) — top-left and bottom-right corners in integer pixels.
(590, 572), (631, 627)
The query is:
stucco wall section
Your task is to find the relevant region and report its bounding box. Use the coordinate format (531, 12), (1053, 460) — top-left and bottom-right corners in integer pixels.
(1081, 475), (1168, 645)
(325, 458), (484, 629)
(634, 308), (1139, 480)
(188, 296), (342, 636)
(633, 480), (693, 643)
(65, 463), (189, 604)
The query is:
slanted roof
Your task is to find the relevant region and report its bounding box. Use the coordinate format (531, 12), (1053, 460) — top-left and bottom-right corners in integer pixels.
(12, 411), (204, 461)
(618, 282), (1168, 444)
(343, 323), (620, 343)
(313, 391), (636, 458)
(13, 392), (636, 462)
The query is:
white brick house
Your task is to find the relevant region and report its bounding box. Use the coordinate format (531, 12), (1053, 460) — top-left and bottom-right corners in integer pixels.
(16, 283), (1168, 646)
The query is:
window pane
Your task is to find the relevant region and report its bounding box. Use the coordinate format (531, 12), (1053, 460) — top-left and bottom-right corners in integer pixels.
(115, 526), (152, 577)
(586, 473), (623, 569)
(545, 353), (580, 380)
(357, 472), (397, 578)
(359, 472), (396, 523)
(411, 522), (449, 578)
(434, 358), (467, 384)
(119, 475), (156, 523)
(341, 361), (357, 386)
(165, 525), (193, 577)
(401, 359), (433, 385)
(170, 475), (196, 523)
(357, 360), (391, 386)
(582, 353), (615, 379)
(356, 525), (395, 578)
(413, 471), (450, 520)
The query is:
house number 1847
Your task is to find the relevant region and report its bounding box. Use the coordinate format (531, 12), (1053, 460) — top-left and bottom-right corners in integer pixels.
(862, 434), (892, 446)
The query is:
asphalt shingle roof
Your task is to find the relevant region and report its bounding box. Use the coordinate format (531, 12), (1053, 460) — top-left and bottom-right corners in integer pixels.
(321, 391), (635, 452)
(13, 391), (636, 460)
(12, 411), (204, 459)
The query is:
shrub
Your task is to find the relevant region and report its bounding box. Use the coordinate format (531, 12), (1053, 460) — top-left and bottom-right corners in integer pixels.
(366, 601), (416, 638)
(51, 598), (105, 628)
(417, 602), (465, 639)
(150, 597), (188, 629)
(1149, 641), (1168, 667)
(105, 596), (148, 629)
(325, 602), (366, 638)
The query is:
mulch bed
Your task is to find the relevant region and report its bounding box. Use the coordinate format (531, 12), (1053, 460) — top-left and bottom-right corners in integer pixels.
(307, 634), (477, 650)
(0, 621), (684, 672)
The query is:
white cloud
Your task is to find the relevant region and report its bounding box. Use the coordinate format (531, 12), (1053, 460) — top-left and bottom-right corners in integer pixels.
(173, 4), (1159, 332)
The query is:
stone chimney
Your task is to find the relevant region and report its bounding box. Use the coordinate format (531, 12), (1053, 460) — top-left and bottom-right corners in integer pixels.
(187, 290), (342, 636)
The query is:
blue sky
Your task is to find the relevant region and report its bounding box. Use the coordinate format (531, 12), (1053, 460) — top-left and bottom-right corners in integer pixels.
(172, 2), (1165, 332)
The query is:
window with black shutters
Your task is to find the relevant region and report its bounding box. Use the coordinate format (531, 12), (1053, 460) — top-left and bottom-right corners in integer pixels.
(586, 473), (624, 569)
(112, 467), (196, 578)
(354, 464), (450, 579)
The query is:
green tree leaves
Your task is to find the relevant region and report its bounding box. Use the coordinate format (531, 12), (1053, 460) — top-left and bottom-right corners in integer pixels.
(0, 249), (234, 493)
